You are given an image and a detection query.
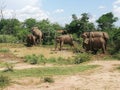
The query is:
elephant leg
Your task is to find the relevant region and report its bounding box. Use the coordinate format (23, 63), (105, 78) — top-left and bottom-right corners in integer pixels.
(33, 39), (36, 45)
(102, 44), (105, 54)
(55, 41), (58, 50)
(59, 42), (62, 51)
(59, 41), (63, 51)
(38, 36), (42, 44)
(93, 50), (98, 54)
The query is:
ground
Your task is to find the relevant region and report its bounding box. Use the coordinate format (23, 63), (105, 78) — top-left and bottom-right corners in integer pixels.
(0, 44), (120, 90)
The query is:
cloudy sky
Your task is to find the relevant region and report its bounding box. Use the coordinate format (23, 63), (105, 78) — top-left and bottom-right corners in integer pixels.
(1, 0), (120, 26)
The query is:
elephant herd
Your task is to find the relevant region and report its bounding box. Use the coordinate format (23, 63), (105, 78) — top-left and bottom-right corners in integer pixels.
(26, 27), (109, 54)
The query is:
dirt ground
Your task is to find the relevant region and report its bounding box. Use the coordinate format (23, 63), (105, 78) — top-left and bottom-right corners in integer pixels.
(0, 46), (120, 90)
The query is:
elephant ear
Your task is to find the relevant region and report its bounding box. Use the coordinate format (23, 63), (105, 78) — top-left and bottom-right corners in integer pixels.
(84, 39), (89, 44)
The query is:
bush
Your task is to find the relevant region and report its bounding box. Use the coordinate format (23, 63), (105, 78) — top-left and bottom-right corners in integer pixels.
(0, 35), (18, 43)
(74, 53), (91, 64)
(24, 54), (47, 65)
(44, 77), (54, 83)
(0, 48), (10, 53)
(0, 75), (11, 88)
(37, 54), (47, 64)
(24, 54), (38, 64)
(112, 52), (120, 60)
(3, 63), (14, 72)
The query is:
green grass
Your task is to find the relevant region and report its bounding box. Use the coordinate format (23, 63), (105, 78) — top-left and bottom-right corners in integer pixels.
(0, 65), (99, 78)
(0, 48), (10, 53)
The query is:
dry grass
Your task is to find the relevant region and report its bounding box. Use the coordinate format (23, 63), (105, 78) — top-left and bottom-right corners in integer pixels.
(9, 46), (75, 59)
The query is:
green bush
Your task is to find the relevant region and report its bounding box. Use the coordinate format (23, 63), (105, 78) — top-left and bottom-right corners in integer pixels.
(44, 77), (54, 83)
(74, 53), (91, 64)
(37, 54), (47, 64)
(0, 48), (10, 53)
(112, 52), (120, 60)
(24, 54), (38, 64)
(0, 35), (18, 43)
(0, 75), (11, 88)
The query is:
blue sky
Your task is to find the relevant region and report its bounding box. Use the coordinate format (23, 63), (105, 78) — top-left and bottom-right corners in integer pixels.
(1, 0), (120, 26)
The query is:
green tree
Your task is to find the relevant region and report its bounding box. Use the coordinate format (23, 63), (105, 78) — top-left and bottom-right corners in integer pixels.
(96, 12), (118, 30)
(65, 13), (95, 36)
(1, 18), (21, 35)
(24, 18), (37, 29)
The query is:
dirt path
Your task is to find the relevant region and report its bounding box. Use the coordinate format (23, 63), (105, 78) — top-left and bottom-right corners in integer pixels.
(4, 60), (120, 90)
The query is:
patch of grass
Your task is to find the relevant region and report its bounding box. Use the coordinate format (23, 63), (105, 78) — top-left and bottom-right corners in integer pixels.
(112, 53), (120, 60)
(44, 77), (54, 83)
(0, 65), (99, 78)
(0, 75), (11, 88)
(74, 53), (92, 64)
(3, 63), (14, 72)
(0, 48), (10, 53)
(24, 54), (73, 65)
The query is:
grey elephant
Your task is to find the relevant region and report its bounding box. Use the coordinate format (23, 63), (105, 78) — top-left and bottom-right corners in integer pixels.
(31, 27), (43, 44)
(81, 31), (109, 50)
(26, 34), (36, 46)
(83, 37), (106, 54)
(55, 34), (74, 50)
(81, 31), (109, 42)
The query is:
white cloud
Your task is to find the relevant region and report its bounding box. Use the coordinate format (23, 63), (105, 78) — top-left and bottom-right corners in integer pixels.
(98, 6), (106, 9)
(3, 0), (49, 21)
(89, 15), (96, 23)
(113, 0), (120, 18)
(54, 9), (64, 13)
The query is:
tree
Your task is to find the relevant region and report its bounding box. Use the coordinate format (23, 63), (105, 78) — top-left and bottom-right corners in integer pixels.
(1, 18), (21, 35)
(0, 0), (6, 20)
(24, 18), (37, 29)
(96, 12), (118, 30)
(65, 13), (95, 36)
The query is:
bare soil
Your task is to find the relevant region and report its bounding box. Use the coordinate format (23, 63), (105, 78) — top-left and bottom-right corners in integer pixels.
(0, 46), (120, 90)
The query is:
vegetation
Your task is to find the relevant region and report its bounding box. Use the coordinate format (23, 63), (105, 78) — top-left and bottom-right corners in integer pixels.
(74, 53), (92, 64)
(0, 75), (11, 88)
(0, 65), (98, 78)
(0, 11), (119, 57)
(44, 77), (54, 83)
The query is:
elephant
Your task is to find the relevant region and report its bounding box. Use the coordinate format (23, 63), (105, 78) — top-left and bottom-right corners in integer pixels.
(26, 34), (36, 46)
(81, 31), (109, 50)
(31, 27), (43, 44)
(55, 34), (74, 50)
(83, 37), (106, 54)
(81, 31), (109, 42)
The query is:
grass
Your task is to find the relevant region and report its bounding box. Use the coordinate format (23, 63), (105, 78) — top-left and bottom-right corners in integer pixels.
(0, 48), (10, 53)
(0, 75), (11, 88)
(44, 77), (54, 83)
(0, 65), (99, 78)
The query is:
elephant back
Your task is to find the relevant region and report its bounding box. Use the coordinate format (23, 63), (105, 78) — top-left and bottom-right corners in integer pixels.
(31, 27), (42, 37)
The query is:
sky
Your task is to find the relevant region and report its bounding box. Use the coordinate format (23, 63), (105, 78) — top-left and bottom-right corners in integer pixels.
(1, 0), (120, 26)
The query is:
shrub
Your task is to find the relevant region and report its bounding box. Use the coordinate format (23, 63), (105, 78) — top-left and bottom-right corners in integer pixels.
(37, 54), (47, 64)
(0, 75), (11, 88)
(0, 48), (10, 53)
(24, 54), (38, 64)
(112, 52), (120, 60)
(3, 63), (14, 72)
(24, 54), (47, 65)
(0, 35), (18, 43)
(74, 53), (91, 64)
(44, 77), (54, 83)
